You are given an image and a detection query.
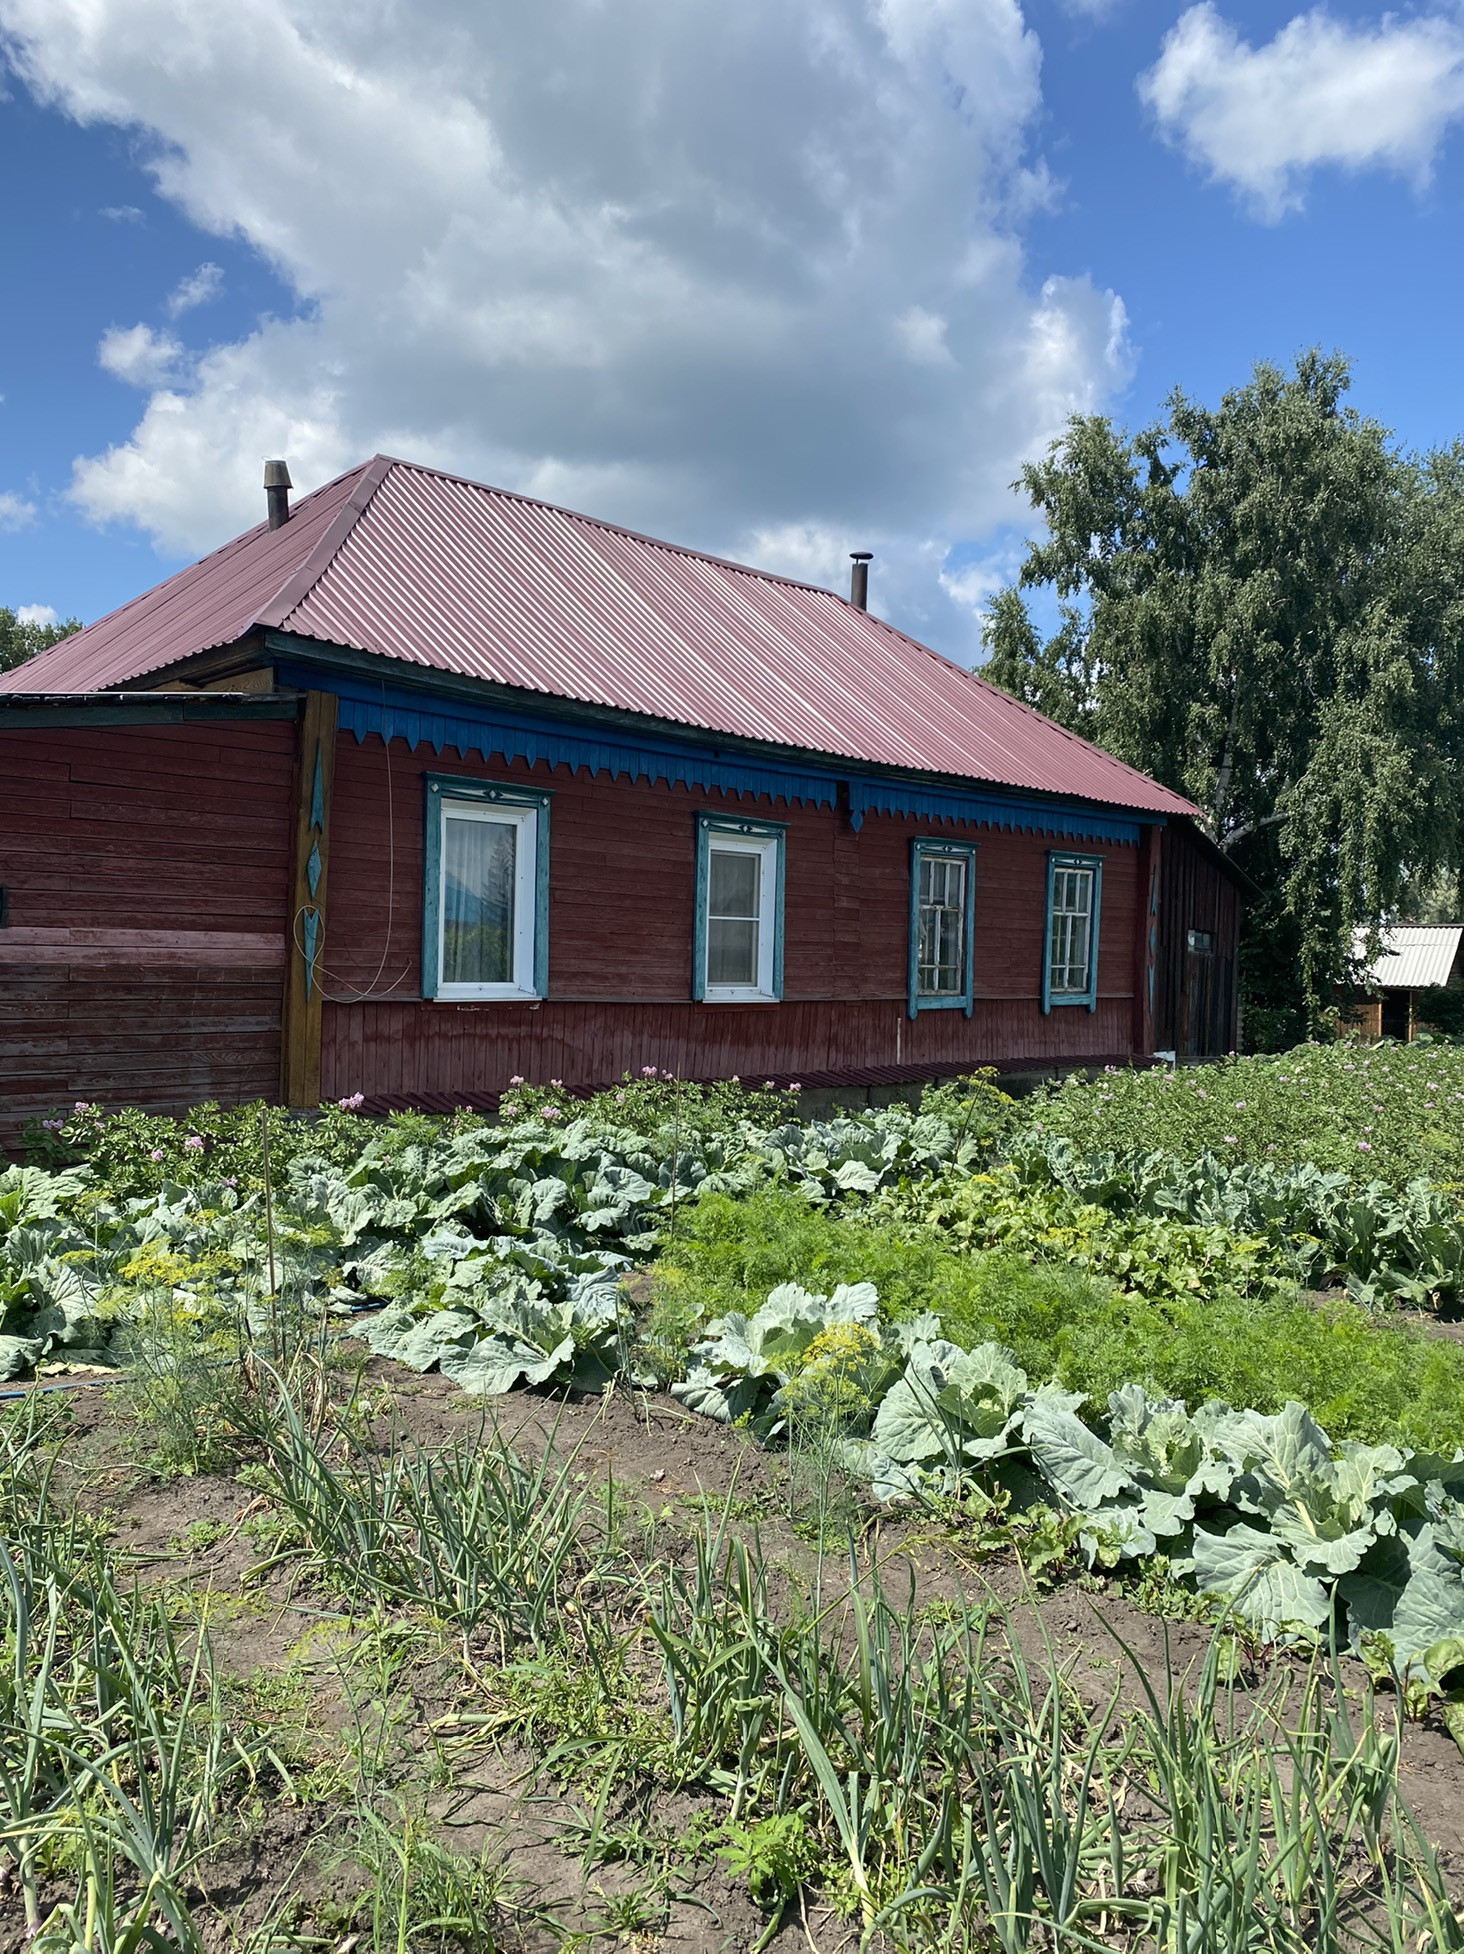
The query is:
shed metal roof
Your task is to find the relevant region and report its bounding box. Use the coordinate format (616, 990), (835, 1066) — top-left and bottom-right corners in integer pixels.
(1352, 926), (1464, 990)
(0, 455), (1196, 818)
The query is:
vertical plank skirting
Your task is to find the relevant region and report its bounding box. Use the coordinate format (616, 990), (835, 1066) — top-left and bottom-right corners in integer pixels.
(281, 693), (337, 1107)
(1133, 823), (1160, 1057)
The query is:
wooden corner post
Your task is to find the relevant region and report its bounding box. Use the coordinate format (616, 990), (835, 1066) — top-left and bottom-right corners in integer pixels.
(281, 690), (338, 1107)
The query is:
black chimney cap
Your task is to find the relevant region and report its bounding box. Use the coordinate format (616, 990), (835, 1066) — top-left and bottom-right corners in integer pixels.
(264, 459), (293, 530)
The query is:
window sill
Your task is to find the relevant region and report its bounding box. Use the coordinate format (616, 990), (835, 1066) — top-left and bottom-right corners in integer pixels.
(431, 988), (543, 1003)
(700, 990), (781, 1005)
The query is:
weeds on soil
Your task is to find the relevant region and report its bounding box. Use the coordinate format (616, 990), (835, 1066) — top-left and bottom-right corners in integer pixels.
(7, 1350), (1464, 1950)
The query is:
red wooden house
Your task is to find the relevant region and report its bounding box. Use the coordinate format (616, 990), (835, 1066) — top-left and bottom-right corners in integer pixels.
(0, 457), (1240, 1142)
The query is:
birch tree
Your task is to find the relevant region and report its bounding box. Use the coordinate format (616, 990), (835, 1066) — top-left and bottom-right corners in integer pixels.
(984, 352), (1464, 1040)
(0, 607), (78, 672)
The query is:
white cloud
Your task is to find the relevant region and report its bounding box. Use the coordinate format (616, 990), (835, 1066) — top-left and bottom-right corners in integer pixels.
(941, 553), (1017, 616)
(895, 305), (956, 367)
(166, 261), (222, 316)
(16, 603), (58, 626)
(1140, 3), (1464, 218)
(100, 202), (143, 222)
(2, 0), (1133, 650)
(741, 523), (854, 588)
(0, 492), (35, 531)
(98, 322), (186, 387)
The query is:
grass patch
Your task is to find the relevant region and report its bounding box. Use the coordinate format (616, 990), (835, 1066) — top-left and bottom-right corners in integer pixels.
(657, 1187), (1464, 1449)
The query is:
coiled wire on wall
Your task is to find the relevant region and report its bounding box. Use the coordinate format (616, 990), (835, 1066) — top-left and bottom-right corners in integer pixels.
(291, 692), (413, 1004)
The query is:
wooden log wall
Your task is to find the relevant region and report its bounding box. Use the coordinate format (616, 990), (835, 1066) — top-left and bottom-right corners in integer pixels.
(0, 721), (295, 1144)
(318, 731), (1149, 1102)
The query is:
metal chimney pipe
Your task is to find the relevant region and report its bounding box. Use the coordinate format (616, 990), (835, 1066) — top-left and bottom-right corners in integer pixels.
(849, 551), (873, 610)
(264, 459), (293, 530)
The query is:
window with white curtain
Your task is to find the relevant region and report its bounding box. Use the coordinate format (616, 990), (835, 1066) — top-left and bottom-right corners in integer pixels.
(423, 777), (550, 1000)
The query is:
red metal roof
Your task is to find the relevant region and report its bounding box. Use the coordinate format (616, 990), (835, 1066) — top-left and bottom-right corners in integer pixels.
(1, 456), (1195, 818)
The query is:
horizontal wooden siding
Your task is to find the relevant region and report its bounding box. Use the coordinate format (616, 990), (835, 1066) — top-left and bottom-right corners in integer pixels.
(320, 733), (1144, 1100)
(0, 723), (295, 1141)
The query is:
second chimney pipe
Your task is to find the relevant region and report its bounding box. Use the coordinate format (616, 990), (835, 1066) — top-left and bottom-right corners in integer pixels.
(264, 459), (293, 530)
(849, 551), (873, 610)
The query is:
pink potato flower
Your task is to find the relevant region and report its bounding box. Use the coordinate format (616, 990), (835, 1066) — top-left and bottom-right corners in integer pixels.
(183, 1135), (205, 1152)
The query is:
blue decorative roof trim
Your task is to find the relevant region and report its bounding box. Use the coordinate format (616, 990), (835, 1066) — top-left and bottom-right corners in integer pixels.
(848, 778), (1143, 846)
(316, 677), (838, 809)
(278, 663), (1154, 843)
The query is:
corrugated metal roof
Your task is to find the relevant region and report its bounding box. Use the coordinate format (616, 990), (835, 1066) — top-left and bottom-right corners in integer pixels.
(0, 462), (378, 697)
(1352, 926), (1464, 989)
(1, 456), (1196, 817)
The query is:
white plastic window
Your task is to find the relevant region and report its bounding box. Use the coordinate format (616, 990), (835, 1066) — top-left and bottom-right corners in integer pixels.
(437, 800), (539, 999)
(704, 834), (778, 1001)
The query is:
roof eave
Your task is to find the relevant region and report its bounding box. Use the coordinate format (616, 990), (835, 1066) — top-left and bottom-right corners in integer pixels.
(257, 629), (1187, 823)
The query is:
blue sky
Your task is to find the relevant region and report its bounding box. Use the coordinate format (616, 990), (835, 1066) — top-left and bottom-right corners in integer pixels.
(0, 86), (299, 623)
(1030, 0), (1464, 453)
(3, 0), (1463, 657)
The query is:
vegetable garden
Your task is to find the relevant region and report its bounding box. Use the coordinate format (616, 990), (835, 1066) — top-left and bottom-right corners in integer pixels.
(5, 1045), (1464, 1948)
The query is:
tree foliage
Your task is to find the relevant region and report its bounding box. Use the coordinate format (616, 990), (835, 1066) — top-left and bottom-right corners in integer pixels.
(0, 606), (79, 673)
(983, 353), (1464, 1038)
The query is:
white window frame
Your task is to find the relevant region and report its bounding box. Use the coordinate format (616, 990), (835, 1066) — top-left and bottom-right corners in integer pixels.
(434, 797), (540, 1001)
(1041, 851), (1102, 1013)
(908, 838), (976, 1017)
(697, 822), (783, 1004)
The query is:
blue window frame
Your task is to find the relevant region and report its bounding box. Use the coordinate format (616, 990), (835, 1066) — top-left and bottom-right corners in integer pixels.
(422, 774), (551, 1001)
(693, 813), (785, 1002)
(907, 838), (976, 1019)
(1042, 851), (1102, 1012)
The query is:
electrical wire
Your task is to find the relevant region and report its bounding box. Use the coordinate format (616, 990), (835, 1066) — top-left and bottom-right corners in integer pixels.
(291, 694), (413, 1004)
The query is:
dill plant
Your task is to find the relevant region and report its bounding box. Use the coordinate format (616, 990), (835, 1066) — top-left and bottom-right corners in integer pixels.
(661, 1185), (1464, 1449)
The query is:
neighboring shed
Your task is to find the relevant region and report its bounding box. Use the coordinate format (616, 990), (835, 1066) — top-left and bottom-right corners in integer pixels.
(1153, 822), (1248, 1060)
(1348, 926), (1464, 1040)
(0, 457), (1241, 1138)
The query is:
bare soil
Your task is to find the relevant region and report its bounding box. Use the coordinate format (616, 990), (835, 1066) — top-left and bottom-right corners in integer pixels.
(5, 1363), (1463, 1952)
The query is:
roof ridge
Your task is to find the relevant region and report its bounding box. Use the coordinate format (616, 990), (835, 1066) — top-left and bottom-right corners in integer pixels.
(373, 452), (891, 605)
(376, 461), (1190, 806)
(263, 453), (1196, 818)
(255, 456), (394, 631)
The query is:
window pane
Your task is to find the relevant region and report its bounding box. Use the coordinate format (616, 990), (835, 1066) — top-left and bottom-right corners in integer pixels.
(916, 853), (966, 995)
(708, 916), (758, 986)
(709, 848), (759, 921)
(443, 815), (516, 985)
(1049, 866), (1093, 994)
